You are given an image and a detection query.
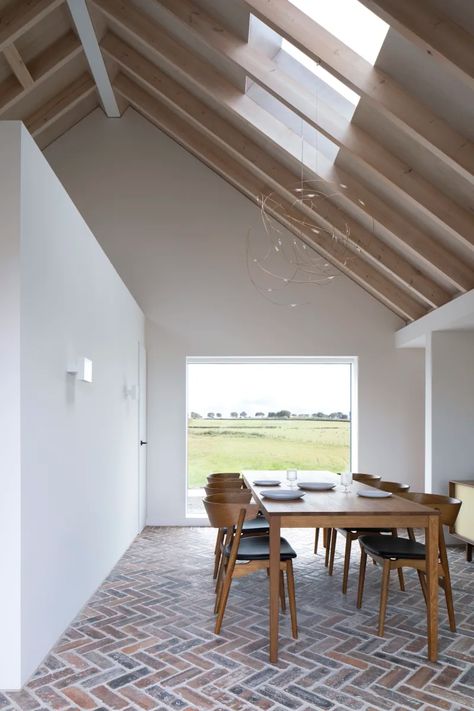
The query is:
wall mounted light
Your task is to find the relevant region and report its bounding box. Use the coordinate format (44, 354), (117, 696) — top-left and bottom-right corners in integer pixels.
(67, 357), (93, 383)
(124, 384), (138, 400)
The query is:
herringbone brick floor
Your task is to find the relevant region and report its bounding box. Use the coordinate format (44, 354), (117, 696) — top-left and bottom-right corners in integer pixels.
(3, 527), (473, 711)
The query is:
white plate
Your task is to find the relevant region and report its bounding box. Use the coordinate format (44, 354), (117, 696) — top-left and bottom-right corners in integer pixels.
(357, 490), (392, 498)
(298, 482), (336, 491)
(261, 489), (305, 501)
(253, 479), (281, 486)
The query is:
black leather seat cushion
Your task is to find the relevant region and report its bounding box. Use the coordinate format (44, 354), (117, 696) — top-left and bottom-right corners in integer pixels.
(242, 517), (270, 532)
(224, 535), (297, 561)
(359, 534), (426, 560)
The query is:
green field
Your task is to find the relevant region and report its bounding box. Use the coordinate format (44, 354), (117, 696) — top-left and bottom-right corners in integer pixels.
(188, 418), (350, 488)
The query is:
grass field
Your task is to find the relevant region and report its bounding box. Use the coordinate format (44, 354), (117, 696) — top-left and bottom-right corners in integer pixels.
(188, 418), (350, 488)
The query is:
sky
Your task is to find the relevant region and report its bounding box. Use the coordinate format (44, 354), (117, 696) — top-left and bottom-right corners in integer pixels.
(188, 362), (351, 417)
(284, 0), (389, 105)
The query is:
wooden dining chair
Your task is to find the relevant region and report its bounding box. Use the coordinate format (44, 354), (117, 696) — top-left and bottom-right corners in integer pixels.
(327, 480), (410, 593)
(205, 488), (269, 580)
(314, 473), (382, 565)
(356, 492), (462, 636)
(204, 494), (298, 637)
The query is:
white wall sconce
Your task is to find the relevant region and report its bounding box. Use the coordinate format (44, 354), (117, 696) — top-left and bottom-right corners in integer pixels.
(67, 357), (93, 383)
(124, 384), (138, 400)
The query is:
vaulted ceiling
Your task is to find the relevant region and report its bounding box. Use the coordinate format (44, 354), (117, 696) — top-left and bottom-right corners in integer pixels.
(1, 0), (473, 323)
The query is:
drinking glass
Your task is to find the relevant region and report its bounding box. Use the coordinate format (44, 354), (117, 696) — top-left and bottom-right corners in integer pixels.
(340, 471), (353, 493)
(286, 469), (298, 488)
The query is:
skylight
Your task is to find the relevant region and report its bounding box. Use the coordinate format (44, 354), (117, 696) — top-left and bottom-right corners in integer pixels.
(282, 0), (389, 106)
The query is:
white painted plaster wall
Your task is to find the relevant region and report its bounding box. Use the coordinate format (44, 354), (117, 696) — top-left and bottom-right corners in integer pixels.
(426, 331), (474, 495)
(45, 108), (425, 526)
(0, 123), (22, 689)
(0, 122), (145, 688)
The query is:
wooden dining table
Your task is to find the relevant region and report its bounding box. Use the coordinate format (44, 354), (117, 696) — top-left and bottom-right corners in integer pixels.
(242, 470), (441, 664)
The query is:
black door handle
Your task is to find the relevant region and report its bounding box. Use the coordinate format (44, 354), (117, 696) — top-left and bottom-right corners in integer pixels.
(140, 440), (147, 446)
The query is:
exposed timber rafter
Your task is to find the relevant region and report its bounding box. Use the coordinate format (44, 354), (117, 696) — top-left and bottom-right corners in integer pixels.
(25, 71), (96, 136)
(66, 0), (121, 117)
(0, 0), (64, 51)
(358, 0), (474, 92)
(113, 72), (428, 322)
(92, 0), (473, 298)
(3, 42), (34, 88)
(241, 0), (474, 184)
(101, 32), (450, 311)
(0, 31), (82, 116)
(156, 0), (474, 253)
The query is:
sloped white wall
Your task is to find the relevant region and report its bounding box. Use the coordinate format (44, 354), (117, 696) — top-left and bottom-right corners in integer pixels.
(45, 108), (425, 526)
(0, 122), (145, 688)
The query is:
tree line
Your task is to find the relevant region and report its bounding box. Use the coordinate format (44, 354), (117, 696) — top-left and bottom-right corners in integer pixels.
(190, 411), (349, 420)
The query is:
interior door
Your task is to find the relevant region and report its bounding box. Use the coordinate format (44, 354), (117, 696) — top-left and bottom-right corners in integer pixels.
(138, 342), (147, 531)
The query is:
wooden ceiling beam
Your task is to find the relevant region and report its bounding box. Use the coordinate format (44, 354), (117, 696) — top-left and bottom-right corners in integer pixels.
(93, 0), (473, 293)
(157, 0), (474, 253)
(0, 31), (82, 116)
(26, 71), (95, 136)
(358, 0), (474, 91)
(0, 0), (64, 51)
(113, 72), (427, 322)
(3, 42), (34, 88)
(241, 0), (474, 183)
(102, 33), (450, 310)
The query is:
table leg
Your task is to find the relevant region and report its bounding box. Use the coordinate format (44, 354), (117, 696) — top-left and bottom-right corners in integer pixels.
(426, 515), (439, 662)
(269, 515), (281, 663)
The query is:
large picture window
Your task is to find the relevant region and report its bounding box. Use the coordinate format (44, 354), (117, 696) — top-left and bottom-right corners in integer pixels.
(186, 358), (357, 515)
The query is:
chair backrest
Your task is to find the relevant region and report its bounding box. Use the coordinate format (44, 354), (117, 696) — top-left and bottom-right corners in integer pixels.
(399, 492), (462, 528)
(203, 494), (258, 528)
(353, 473), (381, 485)
(205, 479), (244, 490)
(207, 472), (241, 481)
(204, 483), (244, 496)
(375, 480), (410, 494)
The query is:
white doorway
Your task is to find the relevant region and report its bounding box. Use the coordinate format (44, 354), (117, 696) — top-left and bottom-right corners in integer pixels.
(138, 342), (147, 530)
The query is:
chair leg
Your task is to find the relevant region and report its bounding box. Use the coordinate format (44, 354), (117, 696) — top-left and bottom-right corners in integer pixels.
(397, 568), (406, 592)
(443, 576), (456, 632)
(439, 535), (457, 632)
(342, 535), (352, 594)
(323, 527), (329, 548)
(279, 570), (286, 612)
(378, 560), (391, 637)
(314, 527), (320, 554)
(324, 529), (332, 567)
(417, 570), (428, 605)
(213, 528), (225, 580)
(286, 560), (298, 639)
(215, 562), (235, 634)
(328, 529), (337, 576)
(214, 556), (226, 613)
(390, 528), (405, 591)
(357, 548), (367, 609)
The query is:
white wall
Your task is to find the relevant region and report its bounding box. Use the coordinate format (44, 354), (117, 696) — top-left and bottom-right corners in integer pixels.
(0, 123), (22, 689)
(426, 331), (474, 495)
(0, 122), (145, 688)
(45, 108), (425, 526)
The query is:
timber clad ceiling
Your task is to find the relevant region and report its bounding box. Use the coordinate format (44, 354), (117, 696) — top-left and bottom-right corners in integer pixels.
(1, 0), (473, 323)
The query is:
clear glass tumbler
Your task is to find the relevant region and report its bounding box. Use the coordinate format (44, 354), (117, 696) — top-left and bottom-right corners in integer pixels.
(340, 471), (353, 493)
(286, 469), (298, 488)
